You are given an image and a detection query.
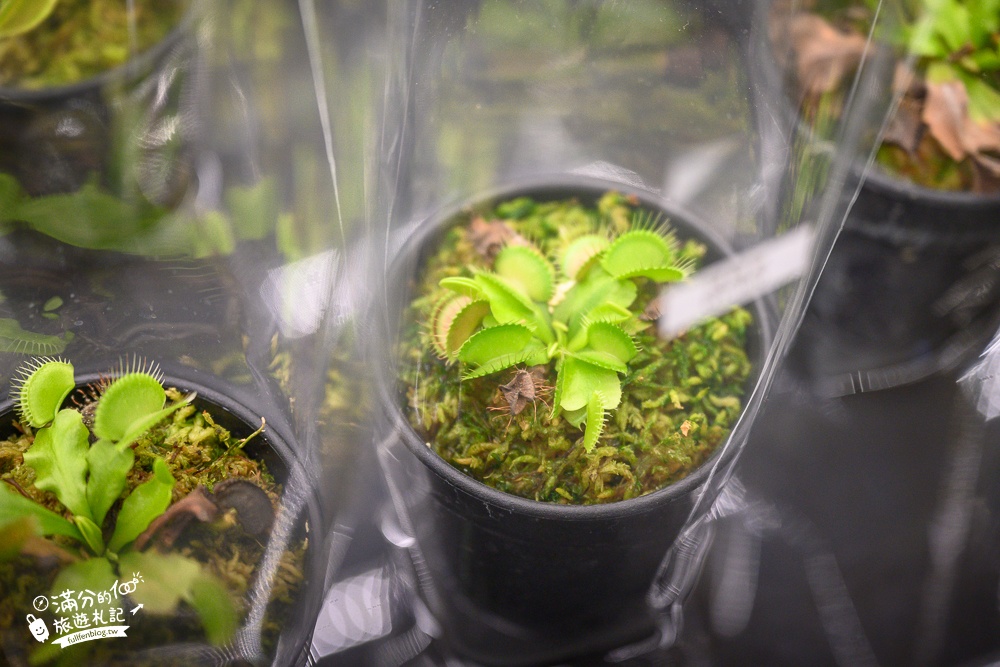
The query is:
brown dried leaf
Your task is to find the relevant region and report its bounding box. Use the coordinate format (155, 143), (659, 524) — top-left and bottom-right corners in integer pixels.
(788, 13), (868, 96)
(883, 96), (925, 154)
(892, 62), (923, 98)
(21, 536), (78, 565)
(134, 486), (219, 551)
(923, 80), (1000, 182)
(963, 120), (1000, 160)
(923, 79), (970, 161)
(468, 217), (513, 261)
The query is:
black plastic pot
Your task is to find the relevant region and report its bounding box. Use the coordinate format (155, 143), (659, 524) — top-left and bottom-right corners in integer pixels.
(790, 172), (1000, 397)
(749, 5), (1000, 397)
(377, 180), (772, 665)
(0, 364), (324, 667)
(0, 4), (196, 199)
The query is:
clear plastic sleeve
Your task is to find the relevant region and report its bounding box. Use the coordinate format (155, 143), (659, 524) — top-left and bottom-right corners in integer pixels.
(3, 1), (1000, 666)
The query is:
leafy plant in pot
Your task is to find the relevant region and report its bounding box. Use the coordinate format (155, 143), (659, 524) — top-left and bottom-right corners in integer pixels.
(0, 0), (193, 200)
(380, 185), (768, 665)
(0, 357), (321, 665)
(760, 0), (1000, 394)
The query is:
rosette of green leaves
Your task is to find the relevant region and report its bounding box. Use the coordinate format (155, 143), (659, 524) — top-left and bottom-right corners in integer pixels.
(431, 223), (690, 452)
(0, 358), (238, 646)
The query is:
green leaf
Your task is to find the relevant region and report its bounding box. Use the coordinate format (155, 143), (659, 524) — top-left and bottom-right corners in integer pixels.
(582, 391), (609, 453)
(461, 339), (549, 380)
(600, 229), (677, 279)
(86, 439), (135, 527)
(13, 181), (166, 251)
(494, 245), (555, 302)
(557, 357), (622, 413)
(461, 355), (530, 380)
(560, 234), (609, 280)
(0, 173), (26, 224)
(569, 350), (628, 373)
(968, 0), (1000, 43)
(188, 575), (240, 645)
(119, 550), (238, 645)
(0, 0), (59, 38)
(473, 272), (536, 323)
(11, 358), (74, 428)
(582, 302), (633, 324)
(74, 515), (105, 555)
(51, 557), (119, 609)
(118, 550), (199, 613)
(113, 397), (193, 450)
(471, 271), (554, 343)
(23, 409), (91, 520)
(225, 177), (281, 241)
(585, 321), (638, 364)
(430, 295), (471, 357)
(458, 323), (534, 367)
(960, 71), (1000, 123)
(933, 0), (971, 54)
(554, 270), (636, 338)
(905, 13), (945, 57)
(445, 300), (491, 359)
(0, 318), (69, 356)
(93, 372), (166, 442)
(439, 276), (484, 299)
(0, 485), (83, 542)
(107, 458), (175, 553)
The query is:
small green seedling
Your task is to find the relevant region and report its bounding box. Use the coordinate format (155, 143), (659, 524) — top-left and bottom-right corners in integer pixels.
(431, 213), (693, 452)
(0, 358), (238, 647)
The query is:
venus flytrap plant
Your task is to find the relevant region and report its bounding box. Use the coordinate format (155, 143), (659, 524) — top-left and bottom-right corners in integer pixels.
(431, 216), (692, 452)
(0, 358), (238, 647)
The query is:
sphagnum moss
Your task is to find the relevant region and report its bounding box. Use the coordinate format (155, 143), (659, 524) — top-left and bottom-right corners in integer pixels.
(399, 192), (753, 505)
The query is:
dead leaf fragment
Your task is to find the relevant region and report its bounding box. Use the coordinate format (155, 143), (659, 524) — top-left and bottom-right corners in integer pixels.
(923, 79), (970, 161)
(134, 486), (220, 551)
(923, 79), (1000, 183)
(883, 95), (925, 154)
(467, 217), (527, 261)
(788, 13), (868, 96)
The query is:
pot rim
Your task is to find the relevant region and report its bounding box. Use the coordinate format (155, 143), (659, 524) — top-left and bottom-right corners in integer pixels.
(381, 175), (774, 521)
(0, 1), (195, 103)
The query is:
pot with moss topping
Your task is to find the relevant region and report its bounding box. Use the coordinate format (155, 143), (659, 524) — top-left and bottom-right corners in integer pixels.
(752, 0), (1000, 395)
(376, 180), (771, 665)
(0, 0), (194, 200)
(0, 357), (322, 666)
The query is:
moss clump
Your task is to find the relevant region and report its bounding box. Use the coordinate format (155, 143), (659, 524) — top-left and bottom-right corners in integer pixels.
(0, 384), (305, 663)
(398, 192), (753, 505)
(0, 0), (187, 88)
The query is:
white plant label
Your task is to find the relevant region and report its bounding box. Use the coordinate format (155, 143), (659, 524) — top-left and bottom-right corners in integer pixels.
(659, 224), (816, 339)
